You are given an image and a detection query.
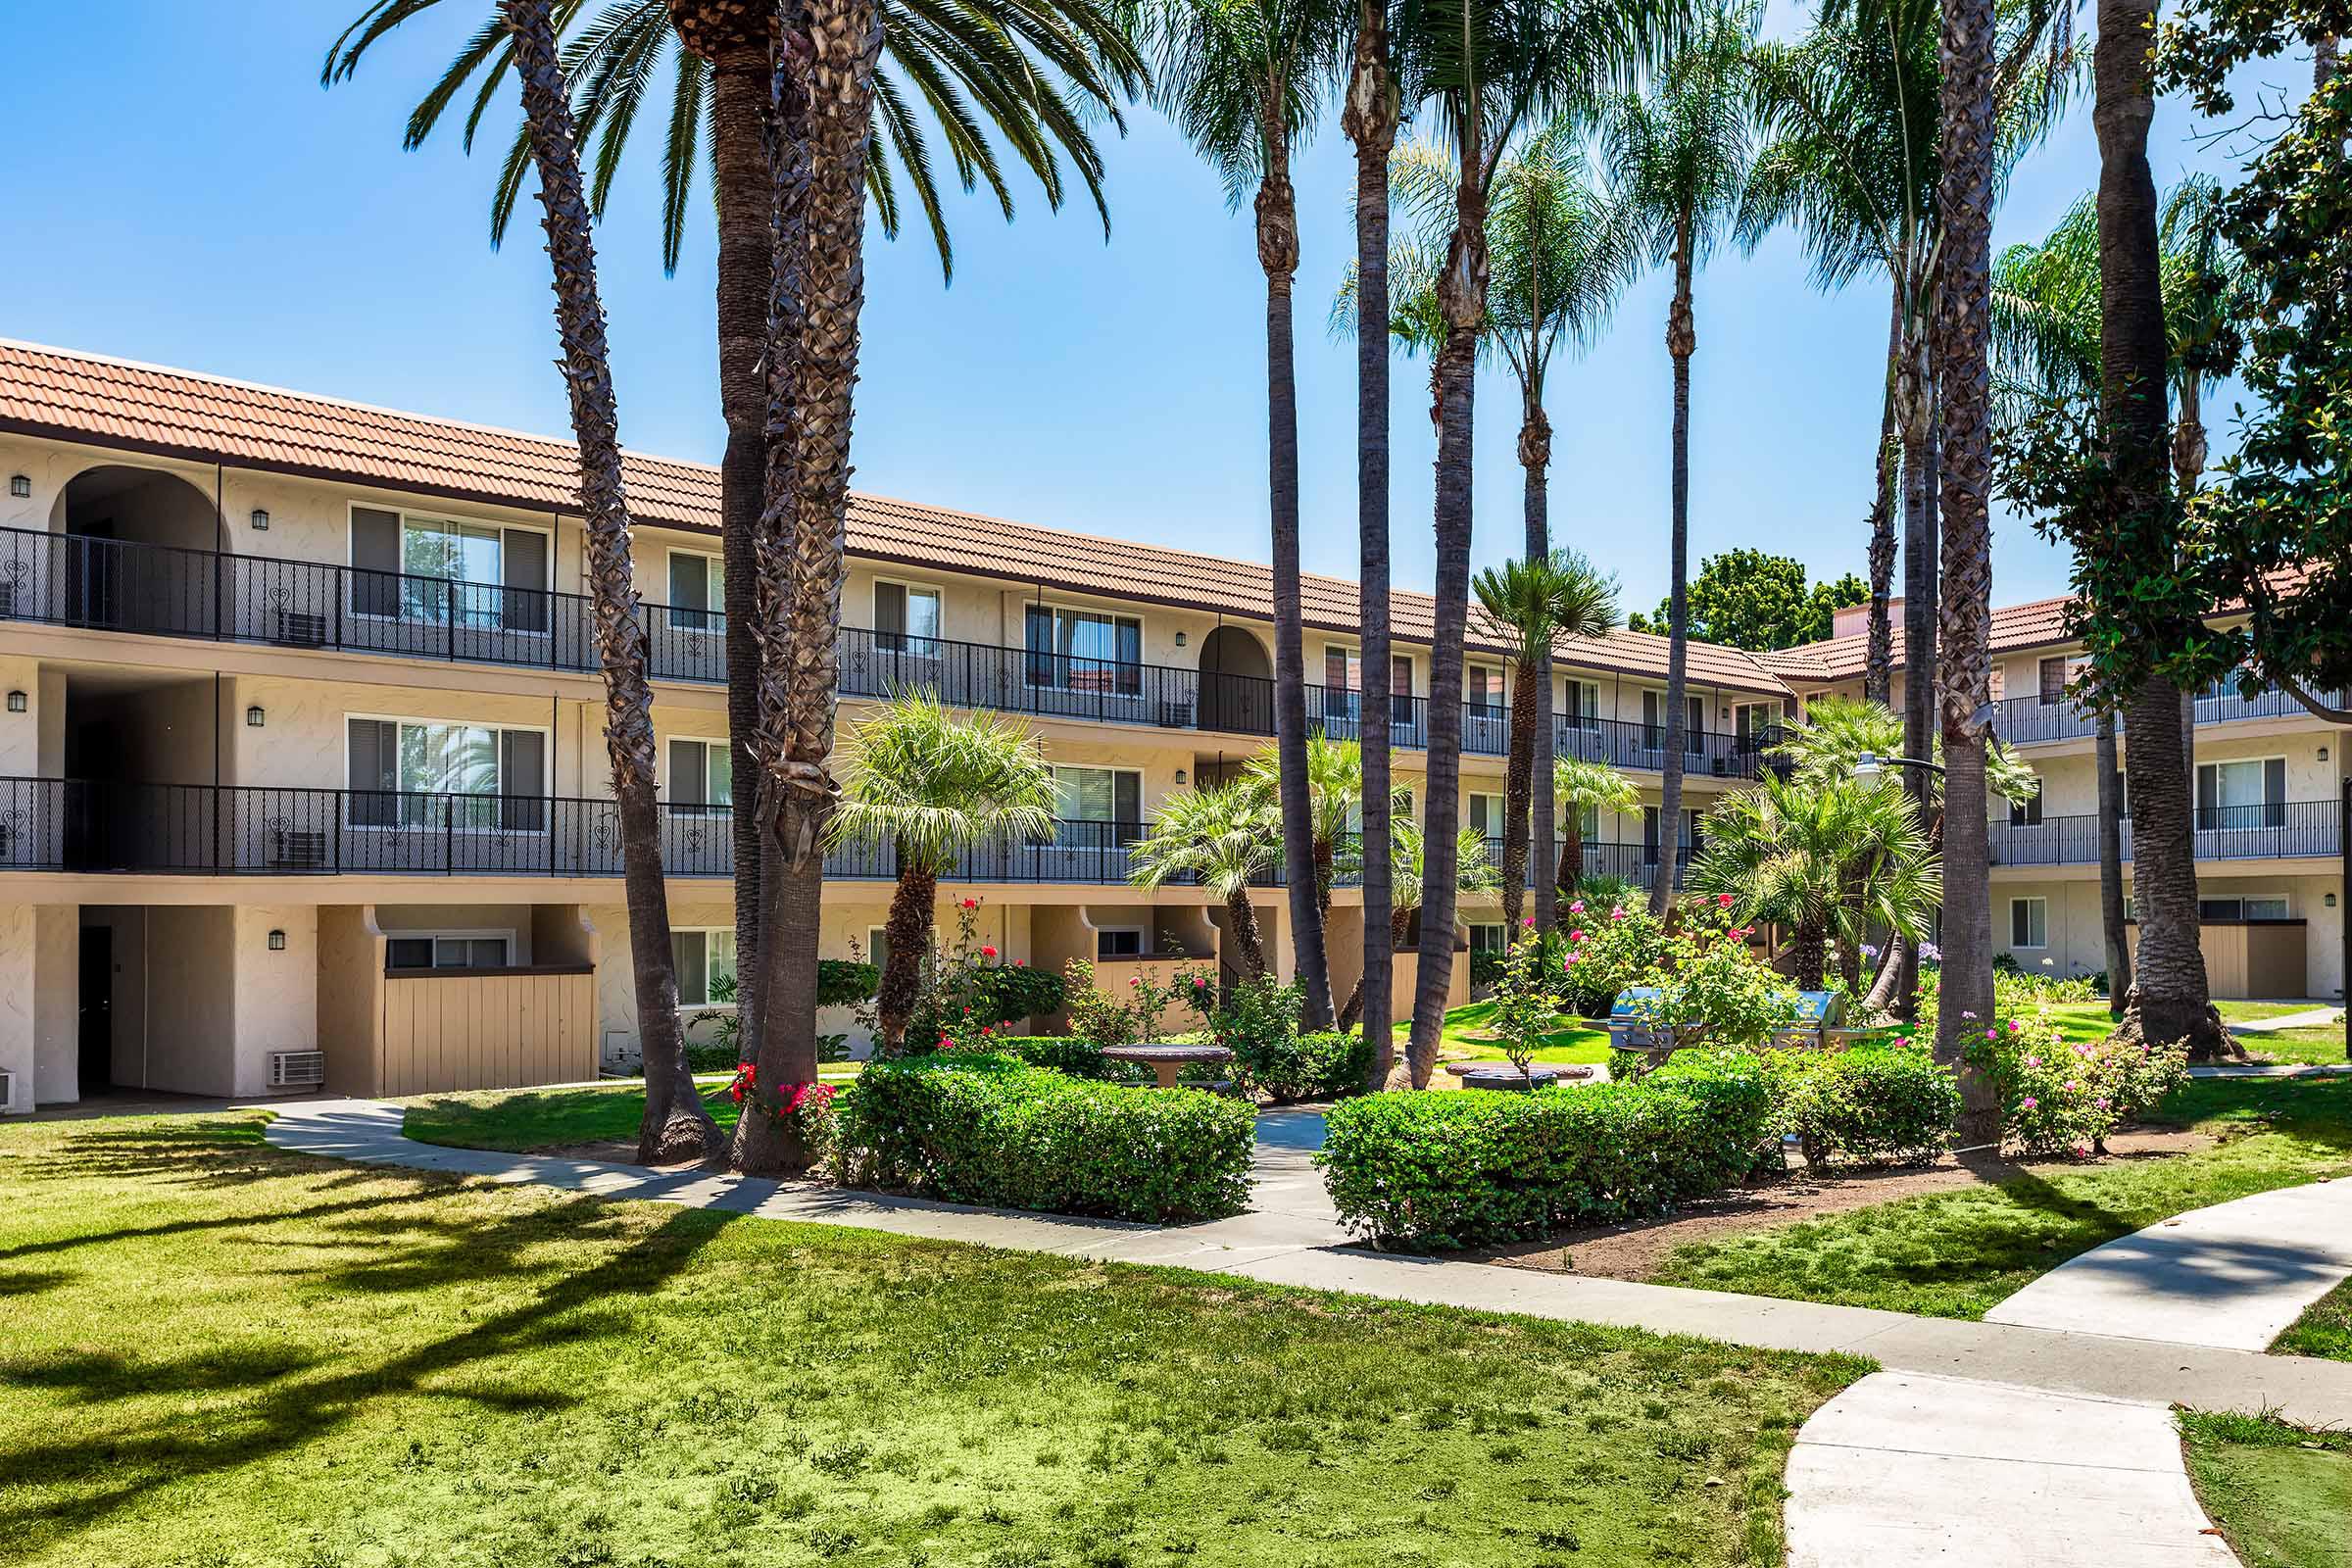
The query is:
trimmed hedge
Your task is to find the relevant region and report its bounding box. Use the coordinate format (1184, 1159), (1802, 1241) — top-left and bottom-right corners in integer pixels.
(1235, 1030), (1375, 1102)
(834, 1052), (1254, 1222)
(1317, 1053), (1774, 1248)
(1766, 1048), (1958, 1168)
(991, 1036), (1150, 1084)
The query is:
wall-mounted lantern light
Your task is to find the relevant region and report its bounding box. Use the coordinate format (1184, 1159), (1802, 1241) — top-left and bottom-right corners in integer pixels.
(268, 929), (287, 952)
(8, 475), (28, 499)
(246, 705), (266, 728)
(1174, 768), (1188, 785)
(250, 508), (270, 531)
(2328, 894), (2339, 909)
(2321, 746), (2330, 762)
(1173, 630), (1188, 648)
(4, 691), (24, 713)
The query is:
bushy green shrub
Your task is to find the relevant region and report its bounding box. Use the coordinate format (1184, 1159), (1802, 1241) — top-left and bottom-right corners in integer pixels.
(1766, 1047), (1959, 1167)
(1970, 1010), (2189, 1156)
(1316, 1053), (1774, 1247)
(832, 1052), (1254, 1221)
(1235, 1029), (1374, 1102)
(1468, 948), (1506, 991)
(815, 958), (880, 1009)
(990, 1035), (1149, 1084)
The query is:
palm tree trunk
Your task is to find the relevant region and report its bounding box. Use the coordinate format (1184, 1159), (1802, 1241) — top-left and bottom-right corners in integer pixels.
(1408, 102), (1489, 1089)
(874, 859), (937, 1052)
(1226, 892), (1270, 981)
(734, 0), (880, 1175)
(1337, 906), (1413, 1033)
(1894, 314), (1936, 1022)
(1524, 397), (1558, 936)
(1932, 0), (2002, 1144)
(1343, 0), (1396, 1086)
(1652, 246), (1694, 916)
(1791, 919), (1828, 991)
(2093, 0), (2230, 1062)
(1864, 932), (1907, 1012)
(1500, 650), (1537, 928)
(2095, 713), (2132, 1018)
(682, 18), (777, 1039)
(504, 0), (718, 1167)
(1558, 809), (1586, 890)
(1258, 101), (1334, 1030)
(1864, 286), (1902, 708)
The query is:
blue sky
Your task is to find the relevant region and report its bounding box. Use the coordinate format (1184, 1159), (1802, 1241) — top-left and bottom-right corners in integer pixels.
(0, 2), (2279, 620)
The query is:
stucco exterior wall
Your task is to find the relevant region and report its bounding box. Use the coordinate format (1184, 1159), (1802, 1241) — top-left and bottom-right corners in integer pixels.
(32, 906), (76, 1102)
(0, 905), (31, 1110)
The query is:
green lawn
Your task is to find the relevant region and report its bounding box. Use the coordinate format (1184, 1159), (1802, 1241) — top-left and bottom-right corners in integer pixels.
(2216, 1000), (2337, 1023)
(2276, 1273), (2352, 1362)
(1397, 1000), (1615, 1065)
(1649, 1077), (2352, 1320)
(0, 1110), (1866, 1568)
(2034, 1001), (2350, 1066)
(2234, 1025), (2352, 1068)
(2180, 1409), (2352, 1568)
(406, 1081), (742, 1152)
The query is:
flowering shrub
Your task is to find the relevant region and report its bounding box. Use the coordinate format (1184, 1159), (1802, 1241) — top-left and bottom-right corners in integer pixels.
(832, 1051), (1254, 1221)
(1318, 1052), (1775, 1247)
(1556, 898), (1667, 1016)
(1968, 1010), (2191, 1157)
(864, 899), (1067, 1054)
(726, 1063), (840, 1154)
(1765, 1047), (1959, 1167)
(1610, 900), (1800, 1055)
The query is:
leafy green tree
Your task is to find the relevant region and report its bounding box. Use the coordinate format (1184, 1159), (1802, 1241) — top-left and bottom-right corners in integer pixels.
(1130, 782), (1283, 979)
(1470, 551), (1620, 929)
(1626, 549), (1868, 649)
(829, 694), (1057, 1053)
(498, 0), (720, 1165)
(1243, 732), (1365, 919)
(1150, 0), (1343, 1028)
(1553, 755), (1640, 889)
(1601, 0), (1758, 916)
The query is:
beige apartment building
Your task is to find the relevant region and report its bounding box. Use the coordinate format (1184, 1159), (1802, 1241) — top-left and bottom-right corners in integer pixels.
(0, 341), (1812, 1112)
(1774, 602), (2347, 1004)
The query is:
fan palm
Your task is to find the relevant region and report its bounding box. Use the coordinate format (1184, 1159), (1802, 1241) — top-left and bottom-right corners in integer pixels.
(1600, 0), (1756, 916)
(1242, 732), (1364, 917)
(499, 0), (719, 1165)
(327, 0), (1143, 1049)
(1335, 815), (1497, 1029)
(1130, 782), (1282, 979)
(1397, 0), (1687, 1091)
(1553, 754), (1640, 888)
(829, 694), (1057, 1052)
(1689, 774), (1939, 992)
(1148, 0), (1342, 1026)
(1468, 551), (1621, 927)
(1346, 122), (1634, 938)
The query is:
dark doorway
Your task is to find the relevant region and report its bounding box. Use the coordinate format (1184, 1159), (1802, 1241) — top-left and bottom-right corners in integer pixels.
(78, 926), (112, 1094)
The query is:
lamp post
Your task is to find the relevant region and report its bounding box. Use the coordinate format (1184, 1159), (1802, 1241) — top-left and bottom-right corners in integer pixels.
(1854, 751), (1946, 781)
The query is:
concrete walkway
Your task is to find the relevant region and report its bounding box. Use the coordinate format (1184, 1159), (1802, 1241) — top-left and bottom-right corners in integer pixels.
(2228, 1006), (2342, 1035)
(1986, 1175), (2352, 1349)
(1785, 1373), (2235, 1568)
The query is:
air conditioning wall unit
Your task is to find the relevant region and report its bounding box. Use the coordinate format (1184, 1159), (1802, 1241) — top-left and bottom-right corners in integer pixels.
(273, 829), (329, 870)
(274, 608), (329, 647)
(268, 1051), (327, 1091)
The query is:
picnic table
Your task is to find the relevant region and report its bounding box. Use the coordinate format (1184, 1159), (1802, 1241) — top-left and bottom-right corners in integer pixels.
(1100, 1042), (1232, 1089)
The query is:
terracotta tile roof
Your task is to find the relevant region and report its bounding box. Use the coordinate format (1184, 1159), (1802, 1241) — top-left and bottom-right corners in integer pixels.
(1775, 592), (2082, 685)
(0, 338), (1793, 695)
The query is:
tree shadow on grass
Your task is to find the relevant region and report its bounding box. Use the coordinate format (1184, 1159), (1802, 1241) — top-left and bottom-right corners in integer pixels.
(0, 1199), (741, 1556)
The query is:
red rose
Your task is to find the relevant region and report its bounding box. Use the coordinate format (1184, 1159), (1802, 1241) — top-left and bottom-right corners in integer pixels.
(1717, 893), (1734, 907)
(981, 946), (998, 958)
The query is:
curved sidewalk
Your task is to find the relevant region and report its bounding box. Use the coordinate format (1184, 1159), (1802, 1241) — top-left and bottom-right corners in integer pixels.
(265, 1099), (2352, 1429)
(1985, 1175), (2352, 1349)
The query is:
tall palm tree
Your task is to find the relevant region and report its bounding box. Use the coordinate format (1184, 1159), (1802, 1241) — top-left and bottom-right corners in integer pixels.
(1336, 816), (1496, 1029)
(501, 0), (719, 1165)
(1991, 179), (2238, 1030)
(1351, 124), (1633, 937)
(1469, 551), (1621, 927)
(1689, 773), (1939, 991)
(1242, 732), (1364, 918)
(1130, 781), (1283, 979)
(1398, 0), (1681, 1091)
(1554, 754), (1640, 888)
(327, 0), (1143, 1047)
(1341, 0), (1405, 1090)
(1151, 0), (1340, 1028)
(829, 693), (1056, 1052)
(1601, 0), (1757, 915)
(1741, 0), (2076, 1023)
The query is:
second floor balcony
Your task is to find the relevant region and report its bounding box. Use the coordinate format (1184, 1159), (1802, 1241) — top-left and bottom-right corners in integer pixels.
(1992, 684), (2347, 745)
(0, 525), (1769, 777)
(1986, 800), (2341, 867)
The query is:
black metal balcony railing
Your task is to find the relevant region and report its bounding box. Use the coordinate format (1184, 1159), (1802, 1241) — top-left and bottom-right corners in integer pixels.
(0, 526), (1767, 774)
(1992, 685), (2349, 746)
(1486, 836), (1693, 892)
(1986, 800), (2340, 867)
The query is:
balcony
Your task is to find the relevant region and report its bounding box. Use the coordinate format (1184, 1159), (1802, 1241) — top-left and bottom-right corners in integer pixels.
(0, 527), (1767, 773)
(1992, 685), (2348, 746)
(1986, 801), (2341, 868)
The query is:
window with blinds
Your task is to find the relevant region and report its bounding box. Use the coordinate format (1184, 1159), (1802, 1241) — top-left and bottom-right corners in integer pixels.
(347, 718), (545, 829)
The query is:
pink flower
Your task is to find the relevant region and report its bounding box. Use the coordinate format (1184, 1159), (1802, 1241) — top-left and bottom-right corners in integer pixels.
(1984, 1027), (1997, 1041)
(960, 898), (978, 908)
(1565, 954), (1581, 967)
(1896, 1036), (1912, 1048)
(2021, 1096), (2038, 1110)
(1717, 893), (1734, 908)
(1570, 930), (1586, 944)
(980, 945), (998, 959)
(2072, 1140), (2092, 1157)
(2094, 1097), (2111, 1110)
(2008, 1020), (2022, 1033)
(1609, 906), (1626, 921)
(1523, 915), (1536, 927)
(1013, 959), (1026, 967)
(2026, 1054), (2041, 1067)
(1569, 900), (1586, 914)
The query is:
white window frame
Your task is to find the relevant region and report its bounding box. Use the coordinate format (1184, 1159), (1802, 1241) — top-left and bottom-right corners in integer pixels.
(1465, 662), (1506, 712)
(344, 711), (553, 833)
(1023, 601), (1146, 693)
(2009, 896), (2048, 951)
(664, 547), (725, 633)
(1095, 926), (1147, 958)
(1052, 764), (1144, 829)
(662, 734), (735, 809)
(1466, 791), (1507, 842)
(384, 928), (517, 971)
(345, 501), (554, 625)
(872, 575), (946, 654)
(671, 926), (739, 1007)
(1468, 923), (1508, 954)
